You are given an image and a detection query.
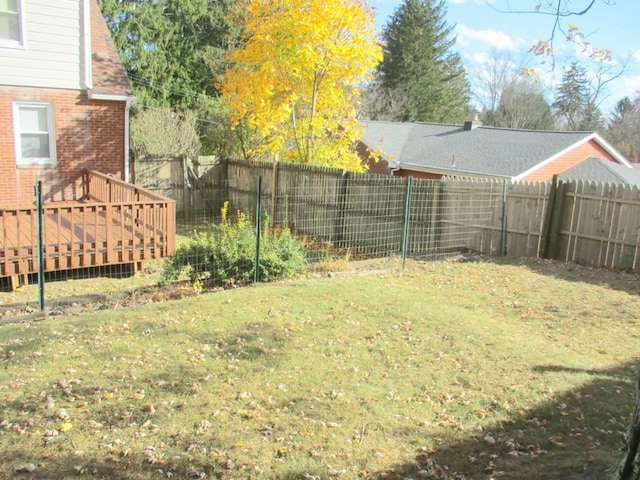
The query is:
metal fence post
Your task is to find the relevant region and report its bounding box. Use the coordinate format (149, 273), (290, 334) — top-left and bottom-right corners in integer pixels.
(401, 176), (413, 269)
(34, 181), (45, 311)
(270, 159), (279, 227)
(334, 170), (349, 248)
(254, 175), (263, 283)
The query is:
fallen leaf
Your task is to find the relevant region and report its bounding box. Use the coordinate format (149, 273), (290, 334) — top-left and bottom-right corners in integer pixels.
(15, 464), (36, 473)
(58, 422), (73, 433)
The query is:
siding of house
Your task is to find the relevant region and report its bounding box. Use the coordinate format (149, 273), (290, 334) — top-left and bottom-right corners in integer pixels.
(358, 142), (393, 175)
(519, 139), (616, 182)
(0, 0), (84, 90)
(0, 86), (125, 203)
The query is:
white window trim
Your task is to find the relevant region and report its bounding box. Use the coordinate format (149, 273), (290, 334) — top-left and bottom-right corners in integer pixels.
(0, 0), (26, 48)
(13, 101), (57, 166)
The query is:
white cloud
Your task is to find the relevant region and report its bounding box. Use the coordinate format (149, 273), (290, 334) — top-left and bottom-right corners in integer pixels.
(467, 51), (491, 64)
(623, 76), (640, 97)
(455, 24), (517, 52)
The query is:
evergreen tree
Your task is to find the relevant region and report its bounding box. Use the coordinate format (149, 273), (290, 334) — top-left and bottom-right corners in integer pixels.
(98, 0), (241, 155)
(553, 62), (587, 130)
(98, 0), (237, 109)
(580, 100), (604, 132)
(607, 96), (640, 162)
(376, 0), (469, 123)
(552, 62), (603, 131)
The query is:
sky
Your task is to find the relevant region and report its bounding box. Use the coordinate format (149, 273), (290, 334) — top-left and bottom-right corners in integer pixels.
(371, 0), (640, 114)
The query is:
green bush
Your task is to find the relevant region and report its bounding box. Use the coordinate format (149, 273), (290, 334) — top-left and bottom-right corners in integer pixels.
(163, 204), (307, 287)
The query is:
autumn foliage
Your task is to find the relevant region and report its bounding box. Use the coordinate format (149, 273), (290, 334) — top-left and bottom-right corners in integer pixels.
(219, 0), (382, 171)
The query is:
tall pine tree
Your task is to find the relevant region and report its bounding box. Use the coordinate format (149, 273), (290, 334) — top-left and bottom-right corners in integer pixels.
(553, 62), (603, 131)
(98, 0), (242, 155)
(98, 0), (237, 109)
(376, 0), (469, 123)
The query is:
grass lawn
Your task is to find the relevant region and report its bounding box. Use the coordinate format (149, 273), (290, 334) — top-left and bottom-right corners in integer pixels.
(1, 258), (639, 479)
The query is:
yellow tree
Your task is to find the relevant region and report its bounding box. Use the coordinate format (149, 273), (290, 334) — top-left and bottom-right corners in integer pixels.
(219, 0), (382, 171)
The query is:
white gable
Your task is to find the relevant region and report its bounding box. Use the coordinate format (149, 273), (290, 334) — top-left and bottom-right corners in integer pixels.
(0, 0), (85, 90)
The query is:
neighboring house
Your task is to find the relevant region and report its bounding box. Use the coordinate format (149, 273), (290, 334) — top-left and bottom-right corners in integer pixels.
(0, 0), (133, 204)
(559, 157), (640, 187)
(360, 120), (634, 183)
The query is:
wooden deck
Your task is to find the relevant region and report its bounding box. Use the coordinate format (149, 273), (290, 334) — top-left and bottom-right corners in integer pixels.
(1, 170), (176, 286)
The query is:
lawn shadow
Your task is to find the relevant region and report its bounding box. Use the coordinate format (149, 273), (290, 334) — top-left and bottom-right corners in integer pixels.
(489, 257), (639, 297)
(198, 320), (290, 367)
(373, 359), (638, 479)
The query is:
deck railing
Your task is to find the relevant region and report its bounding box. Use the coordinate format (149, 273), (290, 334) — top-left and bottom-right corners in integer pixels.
(0, 170), (176, 278)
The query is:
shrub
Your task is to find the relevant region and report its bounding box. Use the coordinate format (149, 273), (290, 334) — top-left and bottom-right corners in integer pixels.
(163, 203), (307, 287)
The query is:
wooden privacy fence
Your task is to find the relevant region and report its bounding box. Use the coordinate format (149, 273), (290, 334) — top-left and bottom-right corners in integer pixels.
(133, 155), (219, 215)
(211, 159), (640, 271)
(218, 160), (508, 258)
(0, 170), (176, 280)
(555, 180), (640, 269)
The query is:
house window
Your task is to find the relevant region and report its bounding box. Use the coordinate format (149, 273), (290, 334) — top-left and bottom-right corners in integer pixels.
(0, 0), (24, 46)
(13, 102), (56, 166)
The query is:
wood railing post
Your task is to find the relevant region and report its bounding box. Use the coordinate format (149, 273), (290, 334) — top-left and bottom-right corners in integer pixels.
(541, 175), (565, 260)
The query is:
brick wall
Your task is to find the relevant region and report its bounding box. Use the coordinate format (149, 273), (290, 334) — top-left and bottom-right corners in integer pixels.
(0, 86), (126, 203)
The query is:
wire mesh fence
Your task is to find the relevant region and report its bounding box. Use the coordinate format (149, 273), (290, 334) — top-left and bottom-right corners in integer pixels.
(0, 163), (504, 318)
(217, 160), (507, 261)
(3, 157), (640, 320)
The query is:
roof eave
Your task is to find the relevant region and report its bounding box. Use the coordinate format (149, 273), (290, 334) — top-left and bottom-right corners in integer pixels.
(398, 163), (513, 180)
(591, 132), (633, 167)
(514, 132), (634, 181)
(88, 91), (135, 102)
(359, 139), (400, 170)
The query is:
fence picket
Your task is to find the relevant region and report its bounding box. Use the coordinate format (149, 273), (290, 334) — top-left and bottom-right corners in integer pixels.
(136, 157), (640, 271)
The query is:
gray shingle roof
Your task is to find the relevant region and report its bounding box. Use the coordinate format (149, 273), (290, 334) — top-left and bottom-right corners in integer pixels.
(361, 121), (604, 178)
(559, 157), (640, 186)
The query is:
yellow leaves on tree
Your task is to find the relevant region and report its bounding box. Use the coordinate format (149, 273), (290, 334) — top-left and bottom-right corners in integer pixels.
(219, 0), (382, 171)
(530, 23), (612, 64)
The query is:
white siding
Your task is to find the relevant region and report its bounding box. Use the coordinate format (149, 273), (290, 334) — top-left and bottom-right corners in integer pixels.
(0, 0), (83, 89)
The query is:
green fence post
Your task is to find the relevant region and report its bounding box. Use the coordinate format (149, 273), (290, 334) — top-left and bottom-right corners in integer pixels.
(34, 181), (45, 312)
(501, 180), (508, 257)
(254, 176), (262, 283)
(401, 176), (413, 269)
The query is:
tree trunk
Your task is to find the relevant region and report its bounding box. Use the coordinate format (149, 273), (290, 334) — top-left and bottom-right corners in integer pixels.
(611, 370), (640, 480)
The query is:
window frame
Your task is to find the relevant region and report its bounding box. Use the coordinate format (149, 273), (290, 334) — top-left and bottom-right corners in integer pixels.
(13, 101), (57, 166)
(0, 0), (26, 48)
